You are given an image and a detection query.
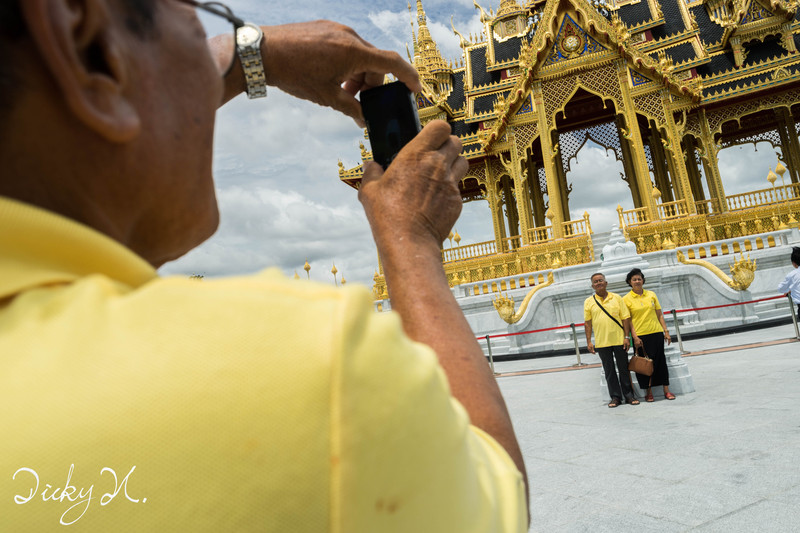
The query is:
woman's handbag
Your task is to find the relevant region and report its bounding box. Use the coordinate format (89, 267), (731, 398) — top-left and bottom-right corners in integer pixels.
(628, 346), (654, 376)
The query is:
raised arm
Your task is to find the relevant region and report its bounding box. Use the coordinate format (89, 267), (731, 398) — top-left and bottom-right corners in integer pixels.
(358, 120), (528, 511)
(217, 21), (421, 124)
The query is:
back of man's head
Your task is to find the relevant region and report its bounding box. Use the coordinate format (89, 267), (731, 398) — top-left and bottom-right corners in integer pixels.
(792, 247), (800, 267)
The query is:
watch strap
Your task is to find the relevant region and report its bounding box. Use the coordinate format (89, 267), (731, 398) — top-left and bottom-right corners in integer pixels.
(237, 23), (267, 99)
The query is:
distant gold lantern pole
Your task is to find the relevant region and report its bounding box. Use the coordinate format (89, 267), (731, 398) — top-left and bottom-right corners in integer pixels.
(775, 161), (798, 228)
(767, 168), (788, 230)
(651, 186), (662, 219)
(331, 263), (339, 286)
(303, 260), (311, 280)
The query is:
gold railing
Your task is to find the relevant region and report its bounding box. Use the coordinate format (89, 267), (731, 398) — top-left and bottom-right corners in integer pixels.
(373, 215), (596, 300)
(443, 235), (594, 291)
(441, 240), (497, 262)
(528, 226), (554, 243)
(657, 199), (689, 220)
(622, 199), (799, 253)
(695, 199), (722, 215)
(619, 206), (651, 227)
(725, 183), (800, 211)
(564, 213), (593, 237)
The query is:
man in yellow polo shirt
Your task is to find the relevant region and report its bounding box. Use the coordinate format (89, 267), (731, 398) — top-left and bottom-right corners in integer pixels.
(584, 273), (638, 408)
(0, 1), (527, 531)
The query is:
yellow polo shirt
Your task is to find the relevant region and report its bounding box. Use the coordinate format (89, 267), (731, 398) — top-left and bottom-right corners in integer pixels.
(623, 289), (663, 336)
(584, 292), (629, 348)
(0, 196), (526, 532)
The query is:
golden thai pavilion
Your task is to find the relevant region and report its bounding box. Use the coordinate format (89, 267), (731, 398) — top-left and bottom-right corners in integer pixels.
(340, 0), (800, 299)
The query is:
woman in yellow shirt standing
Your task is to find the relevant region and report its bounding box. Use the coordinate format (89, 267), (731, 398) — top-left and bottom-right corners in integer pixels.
(623, 268), (676, 402)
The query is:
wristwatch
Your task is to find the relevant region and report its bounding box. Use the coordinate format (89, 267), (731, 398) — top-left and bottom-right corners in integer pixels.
(236, 22), (267, 99)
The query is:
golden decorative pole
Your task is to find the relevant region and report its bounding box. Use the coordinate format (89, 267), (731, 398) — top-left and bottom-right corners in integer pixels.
(303, 260), (311, 280)
(767, 169), (788, 230)
(331, 263), (339, 286)
(775, 162), (799, 228)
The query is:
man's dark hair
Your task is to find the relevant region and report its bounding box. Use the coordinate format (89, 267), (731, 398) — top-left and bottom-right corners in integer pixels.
(625, 268), (645, 286)
(0, 0), (157, 117)
(792, 247), (800, 266)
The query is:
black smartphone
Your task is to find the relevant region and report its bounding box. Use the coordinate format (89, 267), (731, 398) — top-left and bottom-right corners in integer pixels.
(359, 81), (422, 169)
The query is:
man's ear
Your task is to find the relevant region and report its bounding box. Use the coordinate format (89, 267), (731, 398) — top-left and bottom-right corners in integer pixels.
(20, 0), (141, 142)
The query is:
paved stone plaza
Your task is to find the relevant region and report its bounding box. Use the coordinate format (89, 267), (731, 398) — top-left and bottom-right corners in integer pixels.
(494, 323), (800, 532)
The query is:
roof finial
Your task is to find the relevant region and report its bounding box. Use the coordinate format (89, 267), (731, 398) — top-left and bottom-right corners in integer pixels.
(416, 0), (427, 27)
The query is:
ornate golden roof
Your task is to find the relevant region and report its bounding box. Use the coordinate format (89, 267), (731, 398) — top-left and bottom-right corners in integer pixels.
(496, 0), (526, 18)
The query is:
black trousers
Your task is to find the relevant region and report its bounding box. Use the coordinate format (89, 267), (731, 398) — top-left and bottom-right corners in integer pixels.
(633, 332), (669, 389)
(596, 345), (634, 402)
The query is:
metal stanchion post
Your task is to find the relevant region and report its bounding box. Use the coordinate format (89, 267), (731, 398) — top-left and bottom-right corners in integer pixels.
(485, 335), (497, 375)
(671, 309), (686, 354)
(787, 294), (800, 340)
(570, 323), (586, 366)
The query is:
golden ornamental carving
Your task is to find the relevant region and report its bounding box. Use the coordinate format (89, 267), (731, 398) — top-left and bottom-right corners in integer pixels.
(729, 254), (758, 290)
(676, 251), (756, 291)
(492, 272), (555, 324)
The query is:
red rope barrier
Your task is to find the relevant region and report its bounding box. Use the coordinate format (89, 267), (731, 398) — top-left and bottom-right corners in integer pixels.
(477, 294), (790, 341)
(672, 294), (786, 314)
(483, 323), (574, 340)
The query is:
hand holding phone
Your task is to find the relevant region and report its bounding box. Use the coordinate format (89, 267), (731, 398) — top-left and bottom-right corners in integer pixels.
(359, 81), (422, 169)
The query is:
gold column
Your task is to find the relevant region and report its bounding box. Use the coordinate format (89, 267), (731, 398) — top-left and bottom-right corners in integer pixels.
(683, 136), (707, 205)
(502, 176), (520, 239)
(616, 60), (657, 221)
(509, 129), (534, 244)
(776, 107), (800, 184)
(528, 159), (546, 227)
(661, 90), (696, 214)
(616, 115), (642, 208)
(648, 121), (674, 202)
(485, 160), (507, 251)
(698, 108), (727, 212)
(532, 80), (564, 238)
(553, 131), (572, 223)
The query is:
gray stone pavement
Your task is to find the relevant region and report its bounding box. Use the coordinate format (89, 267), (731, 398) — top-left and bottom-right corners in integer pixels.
(494, 323), (800, 532)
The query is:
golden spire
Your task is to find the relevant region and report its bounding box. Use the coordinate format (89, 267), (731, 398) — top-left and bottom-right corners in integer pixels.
(411, 0), (450, 87)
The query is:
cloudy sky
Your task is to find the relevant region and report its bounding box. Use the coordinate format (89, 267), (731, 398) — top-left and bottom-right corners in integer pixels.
(159, 0), (783, 287)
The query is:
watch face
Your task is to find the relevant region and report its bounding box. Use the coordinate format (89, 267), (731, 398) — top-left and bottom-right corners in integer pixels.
(237, 24), (261, 46)
(563, 35), (580, 52)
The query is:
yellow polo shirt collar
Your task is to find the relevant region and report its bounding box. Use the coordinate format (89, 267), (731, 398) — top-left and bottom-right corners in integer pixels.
(0, 196), (157, 300)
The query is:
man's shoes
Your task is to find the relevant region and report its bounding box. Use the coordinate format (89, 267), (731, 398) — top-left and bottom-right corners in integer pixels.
(645, 392), (654, 402)
(665, 392), (676, 400)
(625, 396), (640, 405)
(608, 399), (620, 408)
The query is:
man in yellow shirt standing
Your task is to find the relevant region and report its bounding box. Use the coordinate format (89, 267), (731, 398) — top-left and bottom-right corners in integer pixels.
(584, 273), (639, 408)
(0, 0), (527, 531)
